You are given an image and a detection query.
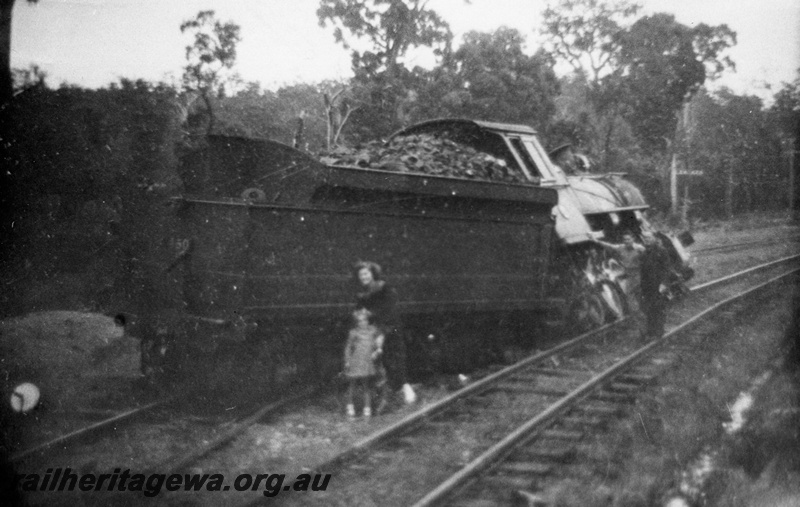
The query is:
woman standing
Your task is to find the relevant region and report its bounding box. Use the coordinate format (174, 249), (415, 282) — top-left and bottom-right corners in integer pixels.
(353, 261), (417, 409)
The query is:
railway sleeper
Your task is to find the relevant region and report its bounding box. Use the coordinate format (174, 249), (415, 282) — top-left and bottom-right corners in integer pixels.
(496, 375), (536, 383)
(403, 422), (451, 437)
(380, 438), (417, 452)
(485, 382), (537, 392)
(617, 372), (657, 384)
(464, 395), (499, 407)
(449, 496), (511, 507)
(396, 435), (430, 448)
(528, 388), (572, 397)
(485, 383), (552, 395)
(505, 374), (581, 392)
(426, 417), (467, 427)
(578, 402), (622, 417)
(368, 449), (409, 462)
(483, 473), (539, 490)
(606, 381), (642, 392)
(592, 390), (636, 403)
(511, 443), (577, 463)
(522, 367), (586, 378)
(562, 414), (606, 428)
(436, 411), (476, 423)
(497, 461), (554, 475)
(540, 428), (584, 441)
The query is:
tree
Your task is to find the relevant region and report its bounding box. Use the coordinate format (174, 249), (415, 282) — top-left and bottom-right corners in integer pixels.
(323, 86), (358, 150)
(539, 0), (642, 170)
(1, 0), (39, 104)
(317, 0), (453, 139)
(416, 27), (559, 132)
(681, 88), (786, 219)
(615, 13), (736, 150)
(317, 0), (451, 80)
(540, 0), (640, 88)
(770, 70), (800, 213)
(180, 10), (241, 135)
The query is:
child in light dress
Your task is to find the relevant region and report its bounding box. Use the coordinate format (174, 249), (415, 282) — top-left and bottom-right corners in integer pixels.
(343, 308), (384, 418)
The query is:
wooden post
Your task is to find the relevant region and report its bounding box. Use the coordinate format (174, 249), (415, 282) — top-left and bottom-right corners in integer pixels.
(670, 98), (691, 217)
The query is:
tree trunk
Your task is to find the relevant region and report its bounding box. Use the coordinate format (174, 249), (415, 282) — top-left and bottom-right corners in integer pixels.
(602, 114), (616, 172)
(793, 116), (800, 217)
(292, 111), (305, 150)
(790, 149), (796, 214)
(0, 0), (15, 104)
(202, 92), (214, 136)
(743, 175), (753, 212)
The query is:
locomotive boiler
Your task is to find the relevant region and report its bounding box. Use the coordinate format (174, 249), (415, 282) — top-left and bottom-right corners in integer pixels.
(127, 119), (691, 390)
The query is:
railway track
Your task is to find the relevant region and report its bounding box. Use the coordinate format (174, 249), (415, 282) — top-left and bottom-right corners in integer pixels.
(11, 384), (316, 471)
(416, 271), (797, 506)
(11, 254), (800, 506)
(10, 238), (794, 469)
(261, 254), (800, 507)
(691, 233), (800, 256)
(9, 398), (168, 463)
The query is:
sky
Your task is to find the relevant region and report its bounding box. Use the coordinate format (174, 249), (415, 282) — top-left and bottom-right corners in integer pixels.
(10, 0), (800, 103)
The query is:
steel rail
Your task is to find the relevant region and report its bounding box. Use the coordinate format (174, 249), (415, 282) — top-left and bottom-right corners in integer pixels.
(10, 398), (169, 463)
(83, 389), (316, 507)
(314, 319), (625, 471)
(150, 388), (313, 476)
(410, 267), (800, 507)
(692, 235), (800, 255)
(689, 253), (800, 292)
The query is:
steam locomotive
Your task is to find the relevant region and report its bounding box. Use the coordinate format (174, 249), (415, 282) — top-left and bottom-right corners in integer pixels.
(125, 119), (692, 390)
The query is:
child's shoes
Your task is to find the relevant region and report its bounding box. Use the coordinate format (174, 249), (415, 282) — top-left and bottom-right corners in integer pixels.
(402, 383), (417, 404)
(346, 404), (356, 419)
(363, 406), (371, 418)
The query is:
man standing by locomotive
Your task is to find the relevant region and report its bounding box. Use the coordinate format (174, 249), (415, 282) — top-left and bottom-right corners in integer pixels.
(639, 231), (672, 341)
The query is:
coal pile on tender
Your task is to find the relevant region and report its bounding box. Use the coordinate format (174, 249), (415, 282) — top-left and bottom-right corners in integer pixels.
(320, 134), (529, 184)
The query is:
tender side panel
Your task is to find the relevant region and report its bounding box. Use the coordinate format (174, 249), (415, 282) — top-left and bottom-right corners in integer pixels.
(241, 203), (551, 318)
(182, 203), (249, 317)
(179, 135), (559, 326)
(181, 193), (554, 325)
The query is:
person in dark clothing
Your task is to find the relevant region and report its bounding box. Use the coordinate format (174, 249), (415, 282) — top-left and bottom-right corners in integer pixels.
(353, 261), (417, 408)
(639, 231), (672, 340)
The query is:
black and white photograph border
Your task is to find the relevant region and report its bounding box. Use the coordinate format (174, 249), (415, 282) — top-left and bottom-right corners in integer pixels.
(2, 1), (799, 506)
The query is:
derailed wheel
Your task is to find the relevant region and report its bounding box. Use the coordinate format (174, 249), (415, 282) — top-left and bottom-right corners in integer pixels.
(568, 292), (606, 333)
